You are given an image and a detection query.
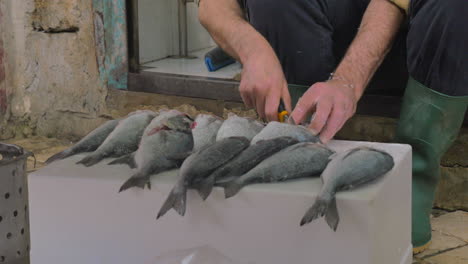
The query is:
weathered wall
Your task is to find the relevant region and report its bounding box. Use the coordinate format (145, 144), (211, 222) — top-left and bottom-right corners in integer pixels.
(0, 0), (109, 139)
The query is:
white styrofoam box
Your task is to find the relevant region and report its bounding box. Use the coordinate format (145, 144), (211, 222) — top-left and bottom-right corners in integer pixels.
(28, 140), (412, 264)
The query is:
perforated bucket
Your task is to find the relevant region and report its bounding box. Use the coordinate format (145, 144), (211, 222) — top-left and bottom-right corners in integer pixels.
(0, 143), (31, 264)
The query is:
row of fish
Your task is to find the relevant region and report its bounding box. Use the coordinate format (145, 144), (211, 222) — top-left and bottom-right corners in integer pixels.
(46, 109), (395, 231)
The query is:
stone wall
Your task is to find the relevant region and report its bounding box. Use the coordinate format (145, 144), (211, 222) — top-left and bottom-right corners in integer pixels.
(0, 0), (108, 139)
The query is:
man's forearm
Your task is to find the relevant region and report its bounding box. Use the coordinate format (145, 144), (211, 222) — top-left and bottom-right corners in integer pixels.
(198, 0), (276, 64)
(333, 0), (404, 100)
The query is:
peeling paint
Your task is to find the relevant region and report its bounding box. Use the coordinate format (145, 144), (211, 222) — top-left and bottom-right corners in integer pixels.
(92, 0), (128, 90)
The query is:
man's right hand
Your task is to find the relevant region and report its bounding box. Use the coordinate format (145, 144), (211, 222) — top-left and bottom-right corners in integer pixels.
(198, 0), (291, 120)
(239, 50), (292, 121)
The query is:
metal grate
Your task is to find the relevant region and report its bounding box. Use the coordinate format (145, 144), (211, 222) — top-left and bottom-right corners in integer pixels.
(0, 143), (31, 264)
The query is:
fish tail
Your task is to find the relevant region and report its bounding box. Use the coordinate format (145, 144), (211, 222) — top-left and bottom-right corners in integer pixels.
(223, 180), (244, 199)
(119, 174), (150, 192)
(76, 154), (103, 167)
(108, 154), (136, 169)
(300, 197), (339, 231)
(157, 184), (187, 219)
(194, 175), (215, 201)
(45, 149), (72, 164)
(324, 197), (339, 231)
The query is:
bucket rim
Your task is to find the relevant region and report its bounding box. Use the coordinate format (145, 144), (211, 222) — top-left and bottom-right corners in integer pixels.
(0, 151), (33, 166)
(0, 142), (33, 166)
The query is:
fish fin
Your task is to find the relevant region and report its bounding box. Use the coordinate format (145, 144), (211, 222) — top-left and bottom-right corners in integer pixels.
(327, 152), (340, 161)
(76, 154), (103, 167)
(214, 175), (237, 187)
(119, 174), (150, 192)
(157, 185), (187, 219)
(300, 197), (331, 226)
(342, 148), (363, 160)
(108, 153), (136, 169)
(45, 149), (72, 164)
(166, 152), (191, 162)
(324, 197), (339, 232)
(223, 180), (243, 199)
(194, 175), (215, 201)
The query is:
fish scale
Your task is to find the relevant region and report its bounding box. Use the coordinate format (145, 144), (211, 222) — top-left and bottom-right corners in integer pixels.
(76, 110), (156, 167)
(222, 142), (335, 198)
(300, 147), (395, 231)
(251, 121), (320, 144)
(157, 136), (250, 219)
(45, 119), (120, 164)
(193, 136), (300, 200)
(192, 114), (223, 151)
(216, 114), (264, 141)
(118, 114), (194, 192)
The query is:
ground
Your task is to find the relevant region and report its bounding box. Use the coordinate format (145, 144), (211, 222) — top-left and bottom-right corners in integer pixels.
(5, 136), (468, 263)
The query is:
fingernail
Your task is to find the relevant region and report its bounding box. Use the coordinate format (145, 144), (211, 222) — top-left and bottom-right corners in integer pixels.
(309, 128), (318, 135)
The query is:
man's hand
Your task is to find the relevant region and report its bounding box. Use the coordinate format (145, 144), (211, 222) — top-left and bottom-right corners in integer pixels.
(292, 0), (403, 143)
(239, 51), (292, 121)
(199, 0), (291, 121)
(291, 79), (357, 143)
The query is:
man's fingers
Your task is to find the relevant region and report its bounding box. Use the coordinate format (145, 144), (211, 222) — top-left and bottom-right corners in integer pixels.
(239, 82), (254, 109)
(240, 93), (254, 109)
(308, 99), (333, 135)
(265, 83), (286, 121)
(291, 94), (317, 126)
(255, 94), (266, 120)
(282, 84), (293, 113)
(265, 93), (280, 121)
(319, 105), (348, 143)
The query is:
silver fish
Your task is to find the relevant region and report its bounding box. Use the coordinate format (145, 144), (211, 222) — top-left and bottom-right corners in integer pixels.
(222, 142), (335, 198)
(193, 136), (300, 200)
(216, 114), (264, 141)
(118, 115), (194, 192)
(109, 110), (190, 169)
(300, 147), (394, 231)
(157, 137), (250, 218)
(251, 121), (319, 144)
(76, 110), (156, 167)
(108, 110), (188, 168)
(45, 119), (120, 164)
(192, 114), (223, 151)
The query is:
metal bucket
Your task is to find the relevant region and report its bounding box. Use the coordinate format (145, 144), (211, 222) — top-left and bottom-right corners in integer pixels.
(0, 143), (32, 264)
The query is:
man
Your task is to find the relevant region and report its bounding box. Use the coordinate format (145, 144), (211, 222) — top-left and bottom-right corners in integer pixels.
(198, 0), (468, 254)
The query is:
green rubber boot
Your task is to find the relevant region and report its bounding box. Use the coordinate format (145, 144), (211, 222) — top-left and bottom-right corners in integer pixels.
(395, 77), (468, 254)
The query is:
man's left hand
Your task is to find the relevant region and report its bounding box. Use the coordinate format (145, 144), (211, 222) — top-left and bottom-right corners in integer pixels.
(290, 79), (357, 143)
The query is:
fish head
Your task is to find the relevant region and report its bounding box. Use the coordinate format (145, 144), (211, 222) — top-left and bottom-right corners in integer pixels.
(165, 115), (193, 133)
(195, 114), (223, 126)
